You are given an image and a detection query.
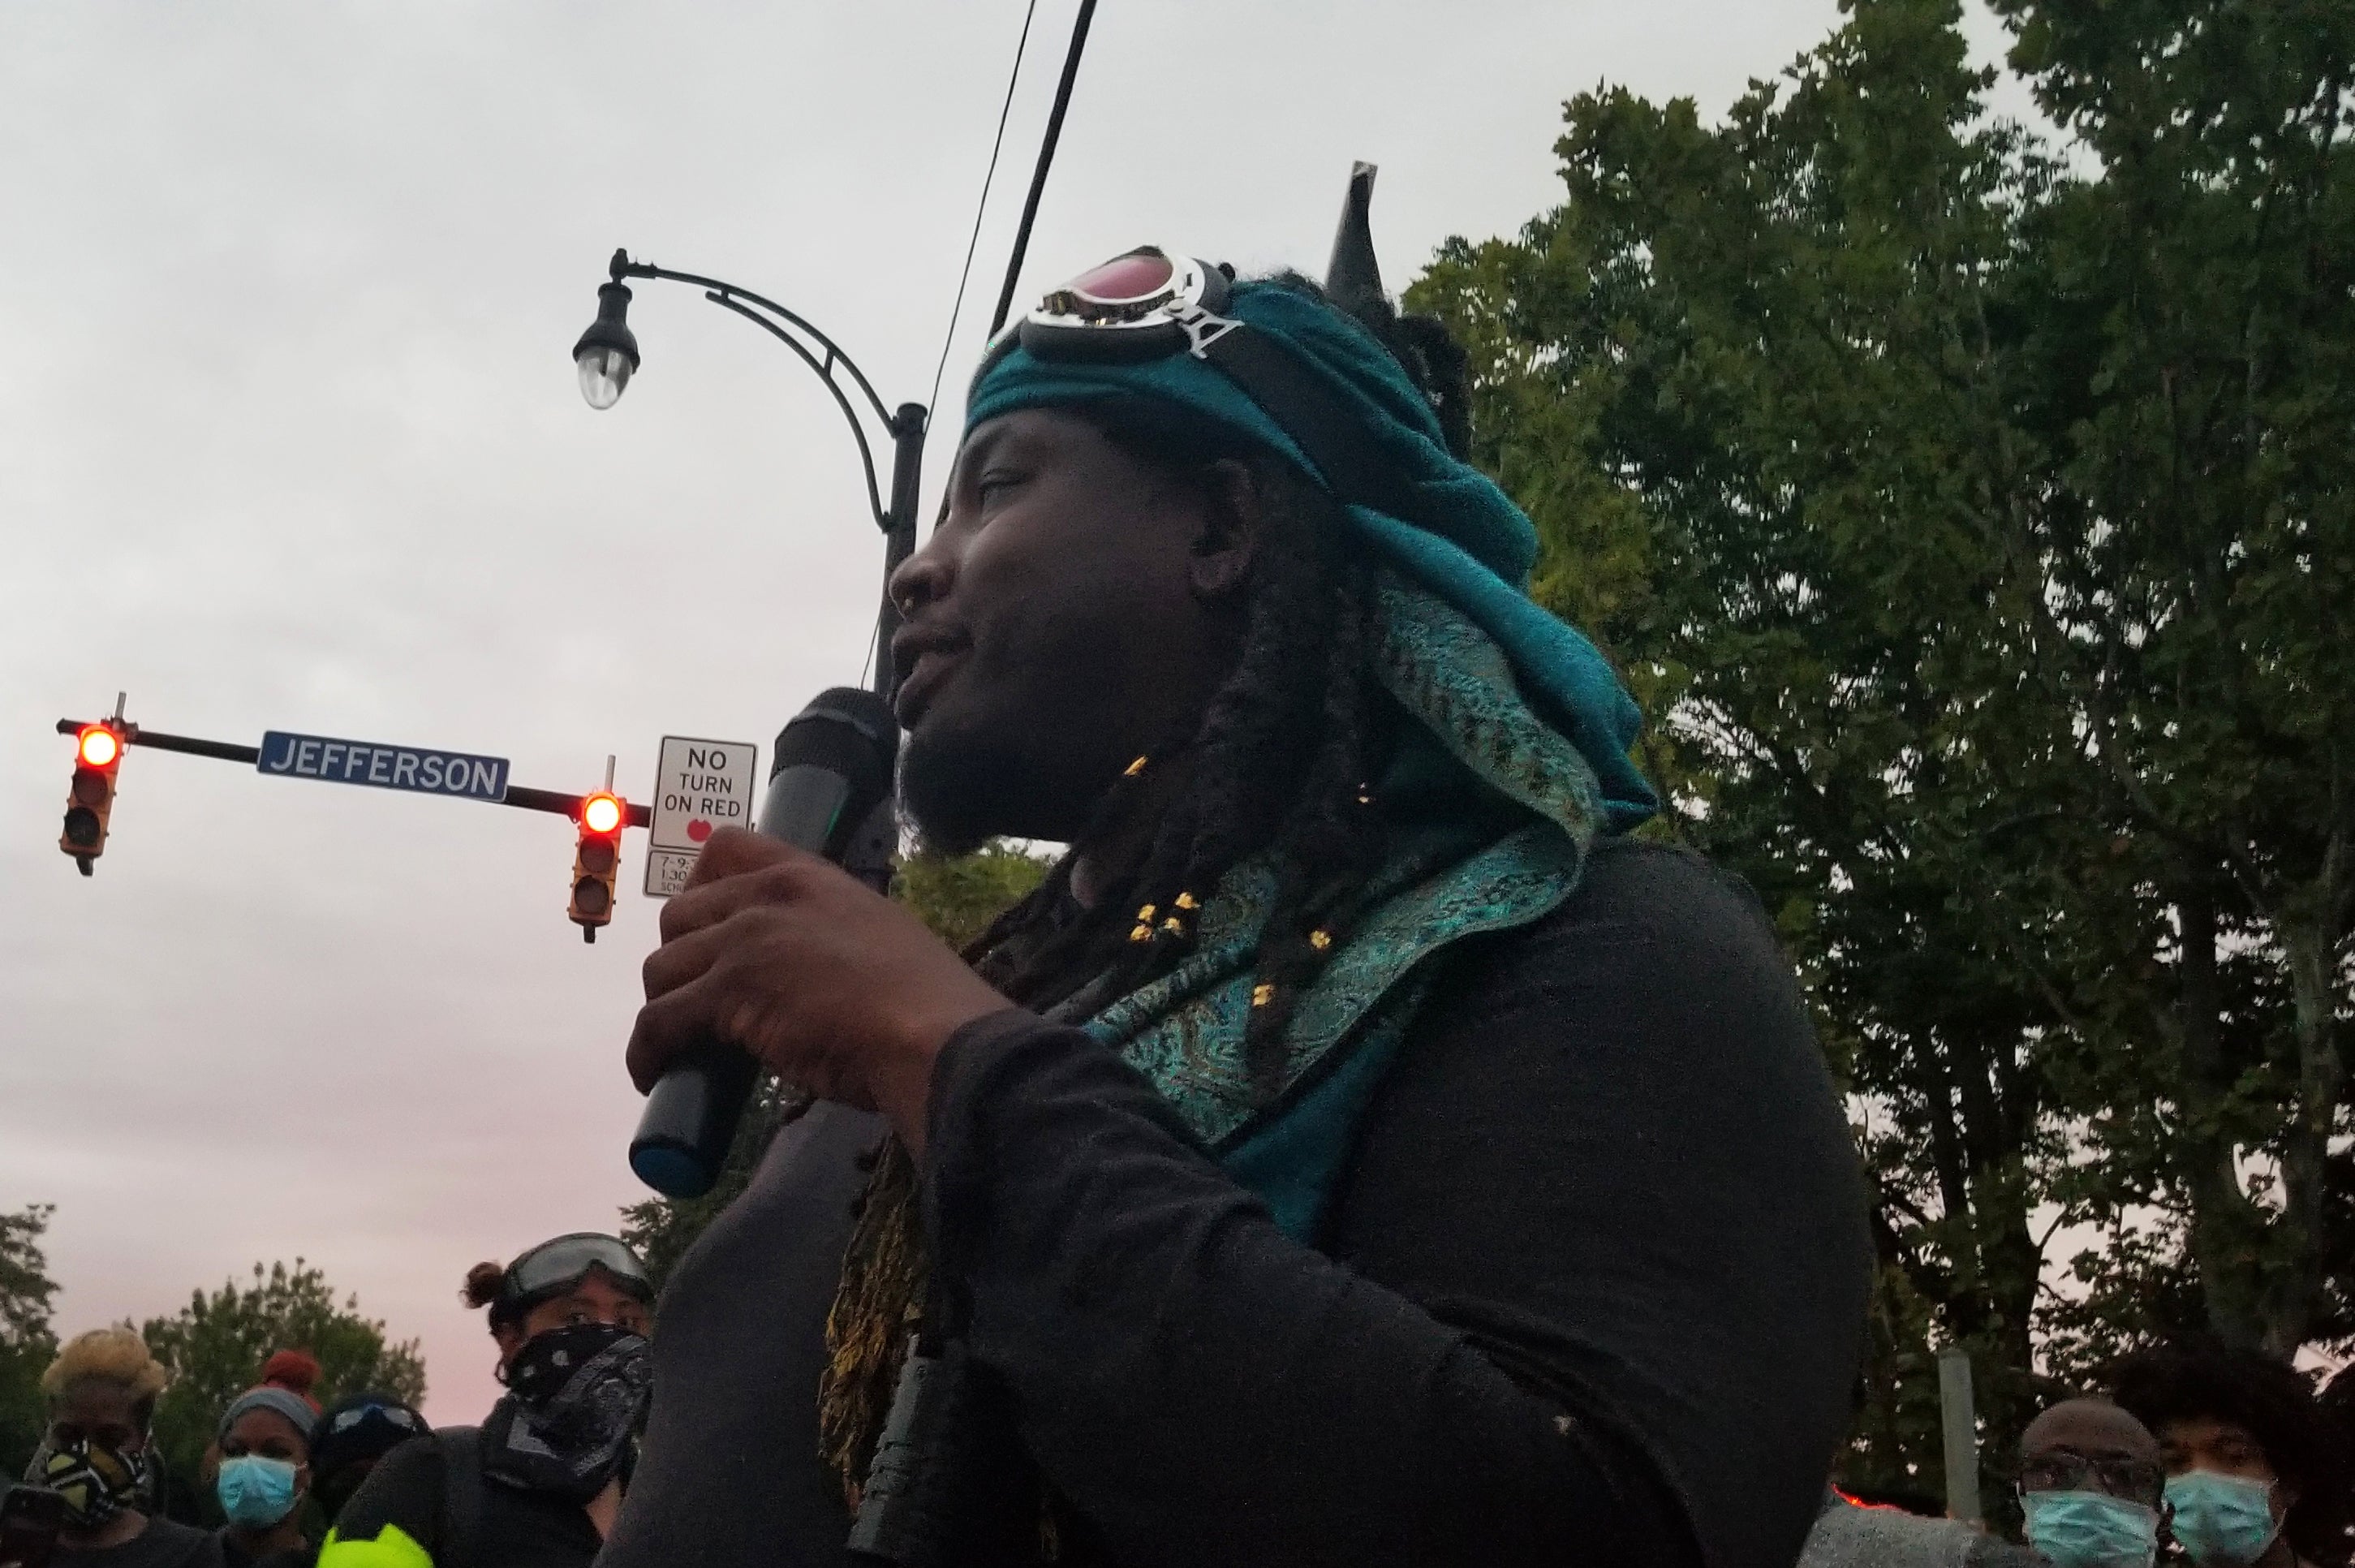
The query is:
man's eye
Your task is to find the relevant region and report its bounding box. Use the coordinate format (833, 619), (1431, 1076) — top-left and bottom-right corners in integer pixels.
(975, 471), (1024, 502)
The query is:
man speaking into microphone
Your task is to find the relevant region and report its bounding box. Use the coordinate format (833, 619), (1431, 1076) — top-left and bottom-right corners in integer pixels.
(601, 249), (1868, 1568)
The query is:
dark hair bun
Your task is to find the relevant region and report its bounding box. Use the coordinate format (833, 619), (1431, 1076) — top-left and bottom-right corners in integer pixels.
(461, 1261), (506, 1311)
(260, 1349), (321, 1395)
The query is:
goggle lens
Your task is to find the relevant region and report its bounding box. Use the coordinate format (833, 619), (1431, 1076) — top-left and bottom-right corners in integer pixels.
(1067, 250), (1175, 304)
(505, 1233), (652, 1305)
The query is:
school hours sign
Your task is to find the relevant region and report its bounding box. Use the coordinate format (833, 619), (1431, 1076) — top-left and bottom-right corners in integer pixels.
(644, 735), (759, 897)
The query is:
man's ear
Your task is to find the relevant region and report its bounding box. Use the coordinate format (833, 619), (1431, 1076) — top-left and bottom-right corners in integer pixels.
(1187, 458), (1264, 602)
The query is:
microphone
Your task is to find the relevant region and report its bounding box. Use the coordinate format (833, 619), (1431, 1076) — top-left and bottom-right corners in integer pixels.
(627, 686), (900, 1199)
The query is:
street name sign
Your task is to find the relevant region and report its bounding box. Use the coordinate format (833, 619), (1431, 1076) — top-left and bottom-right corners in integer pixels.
(257, 730), (509, 802)
(644, 735), (760, 898)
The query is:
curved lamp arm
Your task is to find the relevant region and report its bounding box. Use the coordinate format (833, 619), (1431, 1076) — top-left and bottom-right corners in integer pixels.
(610, 251), (923, 536)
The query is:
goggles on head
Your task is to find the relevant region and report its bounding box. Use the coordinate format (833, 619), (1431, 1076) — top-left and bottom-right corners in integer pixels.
(497, 1233), (653, 1320)
(323, 1400), (426, 1439)
(979, 245), (1429, 527)
(1012, 247), (1242, 362)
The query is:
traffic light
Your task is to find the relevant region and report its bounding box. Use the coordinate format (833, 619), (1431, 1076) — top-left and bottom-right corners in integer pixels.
(61, 722), (127, 875)
(569, 790), (626, 941)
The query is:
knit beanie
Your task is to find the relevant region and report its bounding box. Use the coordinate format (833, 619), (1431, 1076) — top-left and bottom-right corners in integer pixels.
(216, 1350), (323, 1445)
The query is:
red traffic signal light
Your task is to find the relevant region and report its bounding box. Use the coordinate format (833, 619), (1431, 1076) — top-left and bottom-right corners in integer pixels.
(582, 790), (624, 836)
(62, 723), (127, 875)
(568, 791), (627, 941)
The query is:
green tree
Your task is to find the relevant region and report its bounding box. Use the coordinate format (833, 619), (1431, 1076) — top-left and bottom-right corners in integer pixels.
(1989, 0), (2355, 1362)
(140, 1260), (425, 1522)
(0, 1204), (62, 1479)
(621, 844), (1050, 1292)
(1409, 0), (2355, 1493)
(1414, 0), (2084, 1494)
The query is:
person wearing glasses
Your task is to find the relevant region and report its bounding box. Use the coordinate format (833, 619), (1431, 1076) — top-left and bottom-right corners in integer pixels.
(316, 1234), (653, 1568)
(2016, 1398), (2170, 1568)
(2108, 1343), (2351, 1568)
(603, 205), (1867, 1568)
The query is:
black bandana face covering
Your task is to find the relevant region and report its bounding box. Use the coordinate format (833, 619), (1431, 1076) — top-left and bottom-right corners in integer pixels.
(483, 1324), (651, 1502)
(27, 1436), (153, 1527)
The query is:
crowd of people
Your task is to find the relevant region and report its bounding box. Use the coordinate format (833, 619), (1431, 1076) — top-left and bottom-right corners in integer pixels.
(1803, 1343), (2353, 1568)
(11, 214), (2355, 1568)
(6, 1232), (648, 1568)
(7, 1233), (2349, 1568)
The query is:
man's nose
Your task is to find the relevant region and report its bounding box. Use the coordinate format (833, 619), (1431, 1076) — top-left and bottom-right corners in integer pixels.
(889, 532), (955, 618)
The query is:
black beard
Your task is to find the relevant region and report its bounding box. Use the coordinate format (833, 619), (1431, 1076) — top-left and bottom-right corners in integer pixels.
(898, 721), (1038, 856)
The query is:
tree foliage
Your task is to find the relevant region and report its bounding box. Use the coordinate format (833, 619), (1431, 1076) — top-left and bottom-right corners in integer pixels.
(0, 1204), (62, 1480)
(1410, 0), (2353, 1495)
(139, 1260), (425, 1523)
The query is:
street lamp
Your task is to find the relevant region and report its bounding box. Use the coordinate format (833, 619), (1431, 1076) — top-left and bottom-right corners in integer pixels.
(571, 279), (639, 410)
(572, 248), (928, 695)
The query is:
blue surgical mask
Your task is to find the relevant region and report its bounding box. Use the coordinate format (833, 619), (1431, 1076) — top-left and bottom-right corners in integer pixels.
(2022, 1488), (2161, 1568)
(2165, 1471), (2281, 1567)
(215, 1454), (302, 1527)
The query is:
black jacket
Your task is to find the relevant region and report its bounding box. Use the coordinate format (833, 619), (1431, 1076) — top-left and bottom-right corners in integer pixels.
(602, 841), (1871, 1568)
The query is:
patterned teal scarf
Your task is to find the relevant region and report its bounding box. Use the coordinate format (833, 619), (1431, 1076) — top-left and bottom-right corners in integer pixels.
(1083, 570), (1608, 1240)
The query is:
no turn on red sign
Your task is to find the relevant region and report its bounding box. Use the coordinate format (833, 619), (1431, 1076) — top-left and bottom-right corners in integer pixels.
(644, 735), (759, 898)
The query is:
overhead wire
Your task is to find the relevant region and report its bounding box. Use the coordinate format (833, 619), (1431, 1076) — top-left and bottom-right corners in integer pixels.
(874, 0), (1044, 693)
(925, 0), (1042, 424)
(987, 0), (1100, 339)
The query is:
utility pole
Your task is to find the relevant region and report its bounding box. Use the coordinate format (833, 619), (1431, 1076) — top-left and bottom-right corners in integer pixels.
(1938, 1346), (1983, 1523)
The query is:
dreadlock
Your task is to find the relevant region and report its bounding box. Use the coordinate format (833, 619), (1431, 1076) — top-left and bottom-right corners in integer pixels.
(820, 273), (1475, 1510)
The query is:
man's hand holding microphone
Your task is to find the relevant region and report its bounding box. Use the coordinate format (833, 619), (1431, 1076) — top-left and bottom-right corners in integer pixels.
(627, 826), (1007, 1162)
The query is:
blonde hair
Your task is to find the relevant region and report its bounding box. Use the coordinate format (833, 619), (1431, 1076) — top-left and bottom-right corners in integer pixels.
(42, 1328), (170, 1416)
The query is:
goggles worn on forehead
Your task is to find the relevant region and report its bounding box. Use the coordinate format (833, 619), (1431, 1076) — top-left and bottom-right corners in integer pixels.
(501, 1233), (653, 1316)
(326, 1401), (426, 1437)
(981, 246), (1430, 525)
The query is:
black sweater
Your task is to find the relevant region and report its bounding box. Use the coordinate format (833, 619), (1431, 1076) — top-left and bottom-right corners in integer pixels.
(600, 841), (1871, 1568)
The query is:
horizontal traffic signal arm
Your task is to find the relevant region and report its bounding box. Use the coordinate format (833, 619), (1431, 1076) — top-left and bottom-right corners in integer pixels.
(52, 718), (651, 827)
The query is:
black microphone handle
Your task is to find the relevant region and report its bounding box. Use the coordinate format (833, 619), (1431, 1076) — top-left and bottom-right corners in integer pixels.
(629, 690), (898, 1200)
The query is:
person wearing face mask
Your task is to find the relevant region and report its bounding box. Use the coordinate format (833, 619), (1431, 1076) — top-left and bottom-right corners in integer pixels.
(2014, 1398), (2170, 1568)
(22, 1328), (222, 1567)
(210, 1351), (323, 1568)
(2109, 1342), (2351, 1568)
(316, 1234), (653, 1568)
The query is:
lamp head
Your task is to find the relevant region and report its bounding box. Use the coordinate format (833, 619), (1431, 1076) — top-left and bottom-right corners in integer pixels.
(572, 280), (639, 410)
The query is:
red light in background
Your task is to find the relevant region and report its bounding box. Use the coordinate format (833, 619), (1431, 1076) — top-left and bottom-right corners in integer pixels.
(78, 726), (120, 768)
(581, 792), (624, 835)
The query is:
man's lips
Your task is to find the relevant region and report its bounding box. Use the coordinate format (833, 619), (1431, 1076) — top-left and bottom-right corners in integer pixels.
(892, 643), (967, 726)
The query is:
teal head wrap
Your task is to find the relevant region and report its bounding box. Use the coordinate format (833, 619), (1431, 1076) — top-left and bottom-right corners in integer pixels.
(965, 276), (1657, 831)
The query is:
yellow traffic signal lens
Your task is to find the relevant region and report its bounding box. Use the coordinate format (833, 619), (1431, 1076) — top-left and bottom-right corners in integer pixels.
(582, 792), (624, 835)
(78, 726), (119, 768)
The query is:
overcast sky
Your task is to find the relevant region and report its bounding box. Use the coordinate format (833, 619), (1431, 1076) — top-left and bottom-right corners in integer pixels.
(2, 0), (2034, 1424)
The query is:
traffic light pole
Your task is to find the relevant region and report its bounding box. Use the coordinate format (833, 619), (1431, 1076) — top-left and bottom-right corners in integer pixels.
(50, 718), (652, 828)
